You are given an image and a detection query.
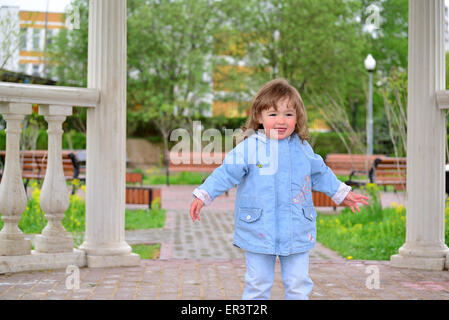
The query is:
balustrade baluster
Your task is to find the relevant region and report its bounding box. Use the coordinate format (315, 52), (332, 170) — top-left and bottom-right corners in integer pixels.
(34, 105), (73, 253)
(0, 103), (32, 256)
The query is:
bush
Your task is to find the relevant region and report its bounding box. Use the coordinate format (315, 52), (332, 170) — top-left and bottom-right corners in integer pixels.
(316, 183), (449, 260)
(0, 180), (166, 248)
(309, 131), (351, 159)
(0, 130), (87, 150)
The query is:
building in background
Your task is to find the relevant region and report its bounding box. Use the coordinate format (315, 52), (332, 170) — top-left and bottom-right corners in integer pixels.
(0, 5), (64, 80)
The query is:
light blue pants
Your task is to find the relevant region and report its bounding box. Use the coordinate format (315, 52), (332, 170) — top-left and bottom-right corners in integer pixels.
(242, 251), (313, 300)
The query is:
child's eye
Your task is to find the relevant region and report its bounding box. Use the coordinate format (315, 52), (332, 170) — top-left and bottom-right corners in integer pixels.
(268, 113), (277, 117)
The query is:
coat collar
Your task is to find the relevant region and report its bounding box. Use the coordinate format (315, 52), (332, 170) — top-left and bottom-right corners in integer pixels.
(251, 130), (296, 144)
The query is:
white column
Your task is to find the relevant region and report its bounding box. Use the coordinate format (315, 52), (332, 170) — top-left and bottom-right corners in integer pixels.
(79, 0), (139, 267)
(0, 103), (32, 256)
(390, 0), (449, 270)
(34, 105), (73, 253)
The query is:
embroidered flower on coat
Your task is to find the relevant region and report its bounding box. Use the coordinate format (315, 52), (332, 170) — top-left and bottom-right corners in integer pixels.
(292, 175), (312, 205)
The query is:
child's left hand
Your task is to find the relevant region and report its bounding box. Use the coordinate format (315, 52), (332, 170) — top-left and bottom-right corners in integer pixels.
(341, 191), (369, 213)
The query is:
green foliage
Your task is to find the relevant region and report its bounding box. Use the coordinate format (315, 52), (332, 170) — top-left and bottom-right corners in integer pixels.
(125, 208), (166, 230)
(131, 244), (161, 259)
(62, 130), (87, 150)
(46, 0), (89, 133)
(47, 0), (88, 87)
(143, 169), (207, 185)
(0, 130), (5, 150)
(0, 130), (87, 150)
(317, 184), (449, 260)
(0, 181), (166, 249)
(363, 0), (408, 74)
(127, 0), (219, 140)
(309, 131), (351, 159)
(217, 0), (366, 103)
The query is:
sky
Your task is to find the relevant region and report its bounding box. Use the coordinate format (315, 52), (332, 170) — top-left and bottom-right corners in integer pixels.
(0, 0), (72, 12)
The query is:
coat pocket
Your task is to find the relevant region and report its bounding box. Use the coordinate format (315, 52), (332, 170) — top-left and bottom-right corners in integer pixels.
(239, 207), (262, 223)
(302, 206), (316, 222)
(235, 207), (266, 247)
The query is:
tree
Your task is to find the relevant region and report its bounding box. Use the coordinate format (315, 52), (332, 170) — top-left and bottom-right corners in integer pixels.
(0, 8), (21, 74)
(47, 0), (89, 133)
(127, 0), (221, 184)
(362, 0), (408, 75)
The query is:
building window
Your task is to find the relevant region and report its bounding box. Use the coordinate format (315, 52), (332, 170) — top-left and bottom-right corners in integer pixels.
(33, 29), (40, 51)
(20, 28), (27, 51)
(18, 64), (26, 74)
(45, 29), (53, 48)
(32, 64), (40, 76)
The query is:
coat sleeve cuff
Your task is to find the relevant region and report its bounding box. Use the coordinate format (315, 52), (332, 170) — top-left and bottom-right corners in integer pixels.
(192, 188), (213, 206)
(331, 182), (352, 205)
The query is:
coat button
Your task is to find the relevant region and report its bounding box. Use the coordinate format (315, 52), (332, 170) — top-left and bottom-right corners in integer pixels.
(246, 215), (251, 220)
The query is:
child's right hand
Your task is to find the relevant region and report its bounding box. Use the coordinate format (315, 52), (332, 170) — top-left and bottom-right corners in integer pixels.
(190, 197), (204, 222)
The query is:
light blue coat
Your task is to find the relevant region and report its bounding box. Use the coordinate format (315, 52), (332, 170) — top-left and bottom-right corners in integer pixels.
(193, 131), (350, 256)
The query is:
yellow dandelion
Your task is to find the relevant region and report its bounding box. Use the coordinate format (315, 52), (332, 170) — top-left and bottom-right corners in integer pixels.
(347, 256), (353, 260)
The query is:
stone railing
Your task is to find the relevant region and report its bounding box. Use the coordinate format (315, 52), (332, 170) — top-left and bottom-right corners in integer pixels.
(0, 82), (99, 273)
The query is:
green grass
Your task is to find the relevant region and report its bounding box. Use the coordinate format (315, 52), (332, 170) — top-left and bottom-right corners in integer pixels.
(125, 208), (166, 230)
(316, 184), (449, 260)
(316, 206), (407, 260)
(131, 244), (161, 259)
(0, 182), (166, 237)
(143, 171), (209, 185)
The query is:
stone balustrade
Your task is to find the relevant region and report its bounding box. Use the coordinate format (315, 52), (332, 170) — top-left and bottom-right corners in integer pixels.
(0, 0), (140, 273)
(0, 83), (99, 273)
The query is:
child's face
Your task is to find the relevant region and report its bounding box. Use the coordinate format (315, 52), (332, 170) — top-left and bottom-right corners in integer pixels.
(258, 97), (297, 140)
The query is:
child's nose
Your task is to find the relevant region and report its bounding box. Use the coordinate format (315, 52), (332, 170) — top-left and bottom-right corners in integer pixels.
(277, 116), (286, 124)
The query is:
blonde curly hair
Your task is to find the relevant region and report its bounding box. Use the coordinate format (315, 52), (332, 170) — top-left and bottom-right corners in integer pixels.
(241, 78), (310, 143)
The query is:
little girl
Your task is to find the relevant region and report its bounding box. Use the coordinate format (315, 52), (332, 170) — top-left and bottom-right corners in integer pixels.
(189, 78), (369, 300)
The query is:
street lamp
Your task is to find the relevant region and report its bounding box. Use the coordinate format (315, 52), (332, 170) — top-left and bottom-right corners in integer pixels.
(364, 54), (376, 156)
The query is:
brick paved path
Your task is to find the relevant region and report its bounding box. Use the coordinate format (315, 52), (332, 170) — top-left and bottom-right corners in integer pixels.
(1, 185), (449, 300)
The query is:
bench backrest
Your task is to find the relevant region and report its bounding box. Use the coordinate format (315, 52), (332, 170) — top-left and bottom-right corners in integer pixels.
(325, 153), (387, 175)
(372, 157), (406, 184)
(168, 152), (226, 172)
(126, 172), (143, 184)
(0, 150), (78, 179)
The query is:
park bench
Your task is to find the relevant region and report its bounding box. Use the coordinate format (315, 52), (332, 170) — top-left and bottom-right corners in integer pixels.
(312, 191), (344, 211)
(169, 151), (228, 196)
(168, 151), (226, 172)
(345, 157), (406, 192)
(325, 153), (387, 176)
(0, 150), (80, 192)
(371, 157), (406, 191)
(125, 186), (161, 210)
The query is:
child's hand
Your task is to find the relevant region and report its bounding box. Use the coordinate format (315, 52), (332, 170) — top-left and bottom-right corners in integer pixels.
(340, 191), (369, 213)
(190, 197), (204, 222)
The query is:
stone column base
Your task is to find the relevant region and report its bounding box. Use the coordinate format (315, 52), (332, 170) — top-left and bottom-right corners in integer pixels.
(0, 237), (31, 256)
(85, 253), (140, 268)
(446, 253), (449, 270)
(390, 254), (447, 271)
(0, 249), (86, 274)
(34, 234), (74, 253)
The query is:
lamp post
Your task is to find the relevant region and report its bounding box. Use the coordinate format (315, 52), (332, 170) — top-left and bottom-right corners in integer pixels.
(364, 54), (376, 156)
